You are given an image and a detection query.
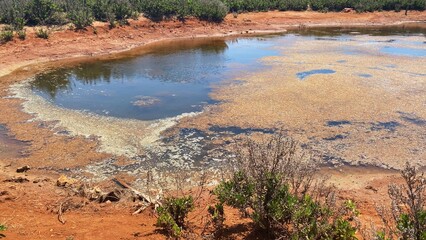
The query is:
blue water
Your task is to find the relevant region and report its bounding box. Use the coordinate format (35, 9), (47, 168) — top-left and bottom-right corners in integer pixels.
(358, 73), (373, 78)
(296, 69), (336, 80)
(31, 38), (278, 120)
(380, 46), (426, 57)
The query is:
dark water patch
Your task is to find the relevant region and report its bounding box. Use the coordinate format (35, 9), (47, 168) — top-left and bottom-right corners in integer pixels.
(336, 60), (347, 63)
(0, 125), (28, 159)
(358, 73), (373, 78)
(398, 112), (426, 126)
(289, 25), (426, 37)
(385, 64), (397, 68)
(327, 120), (352, 127)
(371, 121), (401, 131)
(209, 126), (275, 135)
(381, 46), (426, 57)
(323, 134), (347, 141)
(31, 37), (279, 120)
(296, 69), (336, 80)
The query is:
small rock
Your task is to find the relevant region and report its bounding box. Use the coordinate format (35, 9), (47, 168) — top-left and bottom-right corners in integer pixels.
(343, 8), (354, 13)
(4, 177), (29, 183)
(56, 175), (77, 187)
(365, 185), (378, 193)
(16, 165), (31, 173)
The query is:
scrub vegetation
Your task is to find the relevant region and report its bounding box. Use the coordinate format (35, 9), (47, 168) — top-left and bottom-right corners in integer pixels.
(153, 133), (425, 239)
(0, 0), (424, 30)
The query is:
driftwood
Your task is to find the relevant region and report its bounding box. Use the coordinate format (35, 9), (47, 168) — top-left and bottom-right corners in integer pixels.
(132, 204), (149, 215)
(58, 202), (66, 224)
(112, 178), (162, 209)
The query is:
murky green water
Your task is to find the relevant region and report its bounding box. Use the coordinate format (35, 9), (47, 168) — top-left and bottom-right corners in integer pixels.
(30, 25), (426, 121)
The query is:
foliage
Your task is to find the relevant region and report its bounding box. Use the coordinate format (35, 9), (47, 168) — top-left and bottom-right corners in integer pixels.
(17, 29), (27, 40)
(213, 133), (359, 239)
(156, 196), (194, 237)
(0, 29), (14, 43)
(64, 0), (93, 29)
(208, 203), (225, 229)
(35, 27), (50, 39)
(26, 0), (58, 25)
(371, 162), (426, 240)
(194, 0), (229, 22)
(278, 0), (309, 11)
(1, 0), (425, 27)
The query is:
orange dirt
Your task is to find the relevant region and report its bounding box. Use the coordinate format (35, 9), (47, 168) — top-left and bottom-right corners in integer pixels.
(0, 11), (425, 239)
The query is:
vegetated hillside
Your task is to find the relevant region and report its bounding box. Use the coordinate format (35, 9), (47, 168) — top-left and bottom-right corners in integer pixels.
(0, 0), (425, 29)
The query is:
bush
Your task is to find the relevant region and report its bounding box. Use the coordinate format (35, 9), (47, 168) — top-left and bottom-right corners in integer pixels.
(65, 0), (93, 29)
(140, 0), (175, 21)
(111, 0), (134, 20)
(278, 0), (309, 11)
(17, 29), (26, 40)
(156, 196), (194, 237)
(213, 133), (359, 238)
(0, 29), (14, 43)
(26, 0), (58, 25)
(373, 162), (425, 240)
(0, 224), (6, 238)
(194, 0), (228, 22)
(35, 27), (50, 39)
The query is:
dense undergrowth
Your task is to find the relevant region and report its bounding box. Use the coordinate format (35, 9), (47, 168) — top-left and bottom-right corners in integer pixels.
(0, 0), (425, 31)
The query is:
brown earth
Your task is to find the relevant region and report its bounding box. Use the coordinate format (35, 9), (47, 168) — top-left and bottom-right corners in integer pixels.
(0, 11), (425, 239)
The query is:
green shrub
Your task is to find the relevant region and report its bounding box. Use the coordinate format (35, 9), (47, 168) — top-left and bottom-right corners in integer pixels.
(156, 196), (194, 237)
(0, 29), (14, 43)
(0, 224), (6, 238)
(374, 163), (426, 240)
(194, 0), (228, 22)
(35, 27), (50, 39)
(213, 134), (359, 238)
(111, 0), (134, 20)
(208, 203), (225, 229)
(26, 0), (58, 25)
(277, 0), (309, 11)
(140, 0), (176, 21)
(17, 29), (26, 40)
(65, 0), (93, 29)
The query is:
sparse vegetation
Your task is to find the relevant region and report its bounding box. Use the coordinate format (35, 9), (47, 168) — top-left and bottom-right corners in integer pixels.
(366, 162), (426, 240)
(156, 196), (195, 237)
(0, 28), (14, 43)
(17, 29), (27, 40)
(213, 133), (360, 239)
(35, 27), (50, 39)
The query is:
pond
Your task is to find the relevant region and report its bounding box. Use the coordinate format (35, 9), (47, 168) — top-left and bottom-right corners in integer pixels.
(13, 24), (426, 173)
(29, 25), (426, 121)
(30, 38), (278, 120)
